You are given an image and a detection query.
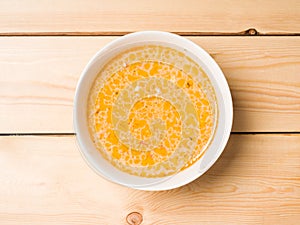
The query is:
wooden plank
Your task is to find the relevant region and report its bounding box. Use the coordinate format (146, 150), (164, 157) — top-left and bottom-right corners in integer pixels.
(1, 37), (299, 133)
(0, 134), (299, 224)
(0, 0), (299, 35)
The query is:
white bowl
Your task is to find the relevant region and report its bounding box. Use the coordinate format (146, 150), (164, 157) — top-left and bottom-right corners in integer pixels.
(74, 31), (233, 191)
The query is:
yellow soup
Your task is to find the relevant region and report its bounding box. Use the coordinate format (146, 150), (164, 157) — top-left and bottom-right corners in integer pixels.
(88, 45), (217, 178)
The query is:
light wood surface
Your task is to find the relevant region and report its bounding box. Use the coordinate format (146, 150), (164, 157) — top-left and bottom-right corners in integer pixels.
(0, 0), (299, 34)
(0, 134), (299, 225)
(1, 1), (299, 224)
(0, 37), (299, 133)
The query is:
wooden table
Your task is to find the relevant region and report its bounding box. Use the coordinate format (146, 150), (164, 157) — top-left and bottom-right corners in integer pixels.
(0, 1), (299, 224)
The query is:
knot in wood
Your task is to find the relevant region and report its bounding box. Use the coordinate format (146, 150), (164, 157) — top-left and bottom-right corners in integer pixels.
(126, 212), (143, 225)
(247, 28), (258, 35)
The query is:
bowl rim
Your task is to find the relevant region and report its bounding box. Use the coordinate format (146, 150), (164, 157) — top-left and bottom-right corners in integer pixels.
(73, 31), (233, 191)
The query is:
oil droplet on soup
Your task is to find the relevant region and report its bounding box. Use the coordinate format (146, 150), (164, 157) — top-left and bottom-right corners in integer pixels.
(88, 45), (217, 178)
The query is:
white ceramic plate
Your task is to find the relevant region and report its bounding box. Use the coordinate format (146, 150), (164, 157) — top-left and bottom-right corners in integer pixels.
(74, 31), (233, 191)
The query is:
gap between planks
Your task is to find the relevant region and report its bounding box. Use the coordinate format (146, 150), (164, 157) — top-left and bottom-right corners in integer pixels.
(0, 132), (300, 137)
(0, 29), (300, 37)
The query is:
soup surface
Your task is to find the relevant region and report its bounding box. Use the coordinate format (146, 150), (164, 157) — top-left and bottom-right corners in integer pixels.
(88, 45), (217, 177)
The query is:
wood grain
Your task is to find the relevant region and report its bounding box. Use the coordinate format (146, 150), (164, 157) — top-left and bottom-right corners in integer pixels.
(0, 0), (299, 35)
(1, 1), (298, 225)
(0, 134), (299, 224)
(0, 37), (299, 133)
